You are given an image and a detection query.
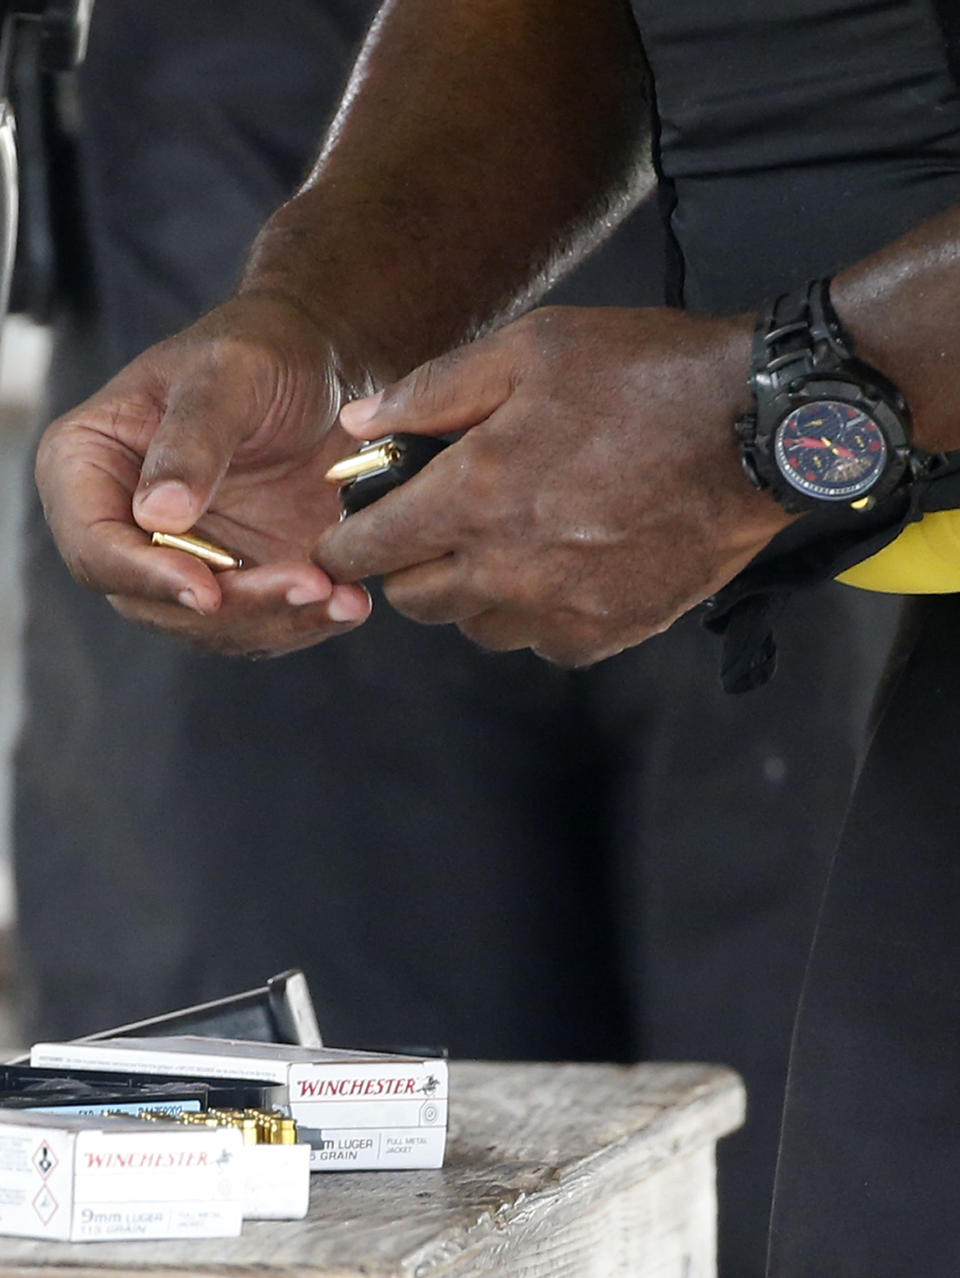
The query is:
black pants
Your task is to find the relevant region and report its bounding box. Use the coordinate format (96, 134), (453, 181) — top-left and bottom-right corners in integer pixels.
(770, 594), (960, 1276)
(12, 3), (892, 1273)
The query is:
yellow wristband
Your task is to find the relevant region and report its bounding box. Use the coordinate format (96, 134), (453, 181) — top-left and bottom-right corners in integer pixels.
(837, 509), (960, 592)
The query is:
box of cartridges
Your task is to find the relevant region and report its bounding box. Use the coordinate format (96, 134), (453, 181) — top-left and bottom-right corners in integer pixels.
(288, 1058), (447, 1169)
(0, 1108), (242, 1241)
(31, 1037), (448, 1170)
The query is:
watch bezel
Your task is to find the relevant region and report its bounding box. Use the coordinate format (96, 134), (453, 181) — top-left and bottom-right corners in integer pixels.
(765, 375), (912, 511)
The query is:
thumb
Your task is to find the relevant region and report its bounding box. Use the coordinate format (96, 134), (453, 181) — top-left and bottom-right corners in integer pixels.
(132, 365), (261, 532)
(339, 335), (515, 441)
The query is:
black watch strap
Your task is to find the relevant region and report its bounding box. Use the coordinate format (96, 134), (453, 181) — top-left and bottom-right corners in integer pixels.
(750, 278), (855, 398)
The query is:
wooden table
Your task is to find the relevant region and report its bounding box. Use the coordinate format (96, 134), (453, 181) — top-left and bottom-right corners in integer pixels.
(0, 1060), (744, 1277)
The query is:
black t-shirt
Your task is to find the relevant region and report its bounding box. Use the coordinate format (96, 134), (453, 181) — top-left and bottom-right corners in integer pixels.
(632, 1), (960, 688)
(632, 0), (960, 310)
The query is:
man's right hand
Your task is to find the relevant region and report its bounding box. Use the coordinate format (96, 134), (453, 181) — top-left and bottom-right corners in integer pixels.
(34, 292), (372, 658)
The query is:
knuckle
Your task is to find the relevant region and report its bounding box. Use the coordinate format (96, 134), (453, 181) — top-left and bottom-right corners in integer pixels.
(512, 305), (565, 355)
(52, 530), (110, 595)
(531, 622), (603, 669)
(451, 434), (499, 506)
(210, 635), (284, 659)
(488, 481), (536, 544)
(33, 425), (59, 481)
(459, 613), (517, 653)
(381, 572), (413, 609)
(141, 437), (190, 479)
(451, 436), (535, 542)
(474, 537), (550, 612)
(382, 574), (442, 624)
(108, 596), (171, 634)
(66, 552), (101, 594)
(106, 596), (231, 654)
(34, 421), (75, 498)
(390, 353), (456, 415)
(215, 600), (355, 658)
(465, 554), (510, 610)
(537, 645), (593, 669)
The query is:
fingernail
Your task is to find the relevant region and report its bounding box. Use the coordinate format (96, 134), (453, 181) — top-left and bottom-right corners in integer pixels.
(328, 588), (370, 623)
(340, 391), (384, 431)
(286, 583), (331, 607)
(136, 480), (194, 526)
(177, 588), (205, 614)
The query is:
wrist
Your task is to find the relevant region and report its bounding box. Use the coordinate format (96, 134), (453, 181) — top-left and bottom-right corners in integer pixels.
(711, 312), (796, 546)
(234, 281), (379, 405)
(831, 235), (955, 454)
(239, 195), (399, 395)
(241, 189), (468, 393)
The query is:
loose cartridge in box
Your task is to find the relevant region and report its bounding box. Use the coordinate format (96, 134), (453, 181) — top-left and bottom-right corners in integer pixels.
(31, 1036), (449, 1170)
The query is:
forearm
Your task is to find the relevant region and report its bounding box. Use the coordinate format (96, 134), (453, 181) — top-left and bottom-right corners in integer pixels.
(241, 0), (653, 387)
(833, 203), (960, 453)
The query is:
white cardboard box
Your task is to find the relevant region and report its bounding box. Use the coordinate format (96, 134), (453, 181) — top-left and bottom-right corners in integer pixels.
(241, 1142), (310, 1219)
(18, 1103), (310, 1220)
(0, 1109), (243, 1241)
(30, 1037), (448, 1171)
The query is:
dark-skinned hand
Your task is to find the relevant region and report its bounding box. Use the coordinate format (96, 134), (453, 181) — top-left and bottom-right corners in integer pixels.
(315, 306), (793, 667)
(35, 292), (372, 658)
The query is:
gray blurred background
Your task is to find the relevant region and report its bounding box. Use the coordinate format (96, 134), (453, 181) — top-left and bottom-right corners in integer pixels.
(0, 313), (49, 1049)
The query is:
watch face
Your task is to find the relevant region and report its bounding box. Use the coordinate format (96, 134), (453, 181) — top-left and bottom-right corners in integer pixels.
(774, 399), (888, 502)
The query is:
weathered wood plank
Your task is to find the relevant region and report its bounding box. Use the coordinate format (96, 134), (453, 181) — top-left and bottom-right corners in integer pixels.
(0, 1060), (744, 1277)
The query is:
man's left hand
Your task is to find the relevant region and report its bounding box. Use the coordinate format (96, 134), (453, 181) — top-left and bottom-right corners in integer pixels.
(316, 306), (793, 666)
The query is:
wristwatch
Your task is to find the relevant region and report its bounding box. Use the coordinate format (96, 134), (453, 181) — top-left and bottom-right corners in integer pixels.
(735, 277), (925, 514)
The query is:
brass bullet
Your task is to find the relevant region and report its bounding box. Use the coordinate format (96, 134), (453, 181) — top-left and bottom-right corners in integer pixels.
(276, 1117), (298, 1145)
(324, 439), (403, 486)
(151, 530), (243, 571)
